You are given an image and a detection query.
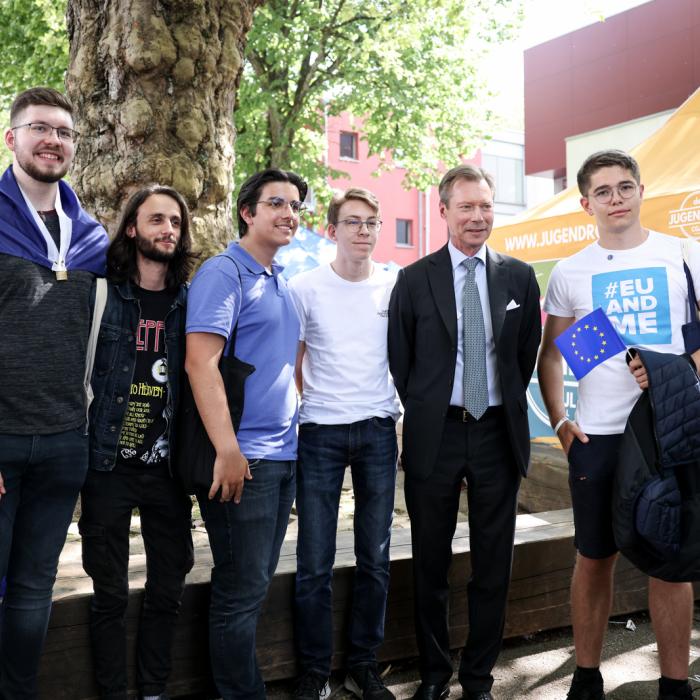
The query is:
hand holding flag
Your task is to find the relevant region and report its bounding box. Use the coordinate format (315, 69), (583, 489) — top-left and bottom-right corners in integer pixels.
(554, 307), (626, 380)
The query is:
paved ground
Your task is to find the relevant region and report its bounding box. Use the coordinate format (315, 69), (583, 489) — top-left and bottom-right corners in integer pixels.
(70, 456), (699, 700)
(262, 609), (700, 700)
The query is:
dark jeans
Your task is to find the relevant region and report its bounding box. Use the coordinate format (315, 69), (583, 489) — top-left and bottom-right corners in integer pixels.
(197, 459), (295, 700)
(294, 417), (397, 676)
(79, 469), (194, 699)
(404, 411), (520, 694)
(568, 434), (622, 559)
(0, 427), (89, 700)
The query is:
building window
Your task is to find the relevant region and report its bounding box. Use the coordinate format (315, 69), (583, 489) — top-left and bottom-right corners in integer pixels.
(396, 219), (412, 246)
(481, 154), (525, 206)
(340, 131), (358, 160)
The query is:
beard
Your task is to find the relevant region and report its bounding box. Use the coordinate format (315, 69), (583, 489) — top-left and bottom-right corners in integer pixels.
(15, 149), (69, 184)
(134, 230), (178, 263)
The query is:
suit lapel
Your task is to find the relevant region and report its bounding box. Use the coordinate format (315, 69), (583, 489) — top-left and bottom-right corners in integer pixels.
(428, 245), (457, 344)
(487, 247), (508, 345)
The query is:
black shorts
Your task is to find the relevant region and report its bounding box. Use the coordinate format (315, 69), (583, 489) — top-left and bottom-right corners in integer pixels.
(567, 433), (623, 559)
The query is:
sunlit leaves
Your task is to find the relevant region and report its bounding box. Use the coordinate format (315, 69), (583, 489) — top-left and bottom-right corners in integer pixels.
(235, 0), (522, 207)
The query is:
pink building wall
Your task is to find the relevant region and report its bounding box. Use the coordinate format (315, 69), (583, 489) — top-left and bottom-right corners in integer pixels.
(323, 113), (477, 265)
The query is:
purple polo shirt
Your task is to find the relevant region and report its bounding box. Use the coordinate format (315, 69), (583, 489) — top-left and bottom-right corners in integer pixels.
(186, 242), (300, 460)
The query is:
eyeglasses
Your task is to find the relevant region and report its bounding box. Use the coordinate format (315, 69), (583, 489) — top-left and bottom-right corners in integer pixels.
(256, 197), (306, 215)
(589, 182), (638, 204)
(337, 218), (382, 233)
(11, 122), (79, 143)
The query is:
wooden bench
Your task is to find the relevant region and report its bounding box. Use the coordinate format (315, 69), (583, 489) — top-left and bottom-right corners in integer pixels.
(39, 508), (699, 698)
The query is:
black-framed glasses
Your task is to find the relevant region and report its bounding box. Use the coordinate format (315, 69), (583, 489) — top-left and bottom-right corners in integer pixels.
(590, 182), (638, 204)
(337, 218), (382, 233)
(11, 122), (79, 143)
(256, 196), (306, 215)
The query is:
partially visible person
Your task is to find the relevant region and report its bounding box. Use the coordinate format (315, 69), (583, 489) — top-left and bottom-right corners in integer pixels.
(0, 87), (108, 699)
(289, 188), (400, 700)
(538, 149), (698, 700)
(185, 169), (306, 700)
(79, 185), (197, 700)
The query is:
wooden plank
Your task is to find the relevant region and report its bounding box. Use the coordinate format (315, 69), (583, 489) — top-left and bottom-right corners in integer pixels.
(38, 509), (700, 698)
(518, 442), (572, 513)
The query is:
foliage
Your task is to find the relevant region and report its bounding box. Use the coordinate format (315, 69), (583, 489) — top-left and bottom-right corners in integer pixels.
(0, 0), (66, 171)
(0, 0), (68, 119)
(0, 0), (523, 217)
(235, 0), (523, 209)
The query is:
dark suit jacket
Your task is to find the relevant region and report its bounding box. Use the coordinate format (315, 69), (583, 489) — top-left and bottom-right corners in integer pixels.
(388, 243), (541, 479)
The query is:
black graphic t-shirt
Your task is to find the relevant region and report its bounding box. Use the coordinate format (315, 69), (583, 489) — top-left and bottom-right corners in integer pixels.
(115, 286), (175, 473)
(37, 209), (60, 247)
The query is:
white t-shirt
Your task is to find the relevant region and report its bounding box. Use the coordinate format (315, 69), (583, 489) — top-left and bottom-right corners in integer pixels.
(543, 231), (700, 434)
(288, 263), (401, 425)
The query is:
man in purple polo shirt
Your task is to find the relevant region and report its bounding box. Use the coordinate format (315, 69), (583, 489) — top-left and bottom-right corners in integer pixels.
(185, 168), (307, 700)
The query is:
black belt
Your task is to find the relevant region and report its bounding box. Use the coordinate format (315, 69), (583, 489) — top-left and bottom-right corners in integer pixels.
(445, 405), (503, 423)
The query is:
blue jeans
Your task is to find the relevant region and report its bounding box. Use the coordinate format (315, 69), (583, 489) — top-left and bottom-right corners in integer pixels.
(0, 427), (89, 699)
(294, 417), (397, 677)
(197, 459), (295, 700)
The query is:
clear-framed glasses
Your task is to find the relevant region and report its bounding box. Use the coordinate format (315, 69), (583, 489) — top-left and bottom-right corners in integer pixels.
(256, 196), (306, 215)
(590, 182), (638, 204)
(337, 218), (382, 234)
(11, 122), (79, 143)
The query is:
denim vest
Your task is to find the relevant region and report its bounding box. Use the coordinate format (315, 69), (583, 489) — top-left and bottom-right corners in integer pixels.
(88, 279), (187, 473)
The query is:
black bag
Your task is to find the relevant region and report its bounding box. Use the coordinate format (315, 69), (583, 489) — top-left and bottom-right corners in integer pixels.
(174, 349), (254, 494)
(681, 243), (700, 353)
(174, 257), (255, 494)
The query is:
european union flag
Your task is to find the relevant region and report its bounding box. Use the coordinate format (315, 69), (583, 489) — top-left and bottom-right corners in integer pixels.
(555, 307), (626, 380)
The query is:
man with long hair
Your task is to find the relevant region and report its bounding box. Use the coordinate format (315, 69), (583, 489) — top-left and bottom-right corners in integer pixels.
(0, 87), (108, 698)
(79, 185), (197, 700)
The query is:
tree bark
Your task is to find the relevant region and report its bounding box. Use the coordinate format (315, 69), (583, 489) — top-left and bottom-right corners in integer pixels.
(66, 0), (263, 256)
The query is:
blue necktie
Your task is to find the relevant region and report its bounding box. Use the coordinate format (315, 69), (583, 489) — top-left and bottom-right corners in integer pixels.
(462, 258), (489, 419)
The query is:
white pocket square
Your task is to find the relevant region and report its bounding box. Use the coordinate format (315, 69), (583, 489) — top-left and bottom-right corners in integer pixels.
(506, 299), (520, 311)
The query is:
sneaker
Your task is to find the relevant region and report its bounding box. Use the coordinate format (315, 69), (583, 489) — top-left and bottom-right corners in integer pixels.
(566, 669), (605, 700)
(657, 682), (695, 699)
(294, 671), (331, 700)
(344, 664), (395, 700)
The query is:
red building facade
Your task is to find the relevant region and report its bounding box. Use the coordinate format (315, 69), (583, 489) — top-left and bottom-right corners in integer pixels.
(324, 112), (452, 266)
(524, 0), (700, 180)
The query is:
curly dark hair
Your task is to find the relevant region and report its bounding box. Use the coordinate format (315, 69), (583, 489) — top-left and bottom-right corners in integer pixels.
(107, 185), (198, 289)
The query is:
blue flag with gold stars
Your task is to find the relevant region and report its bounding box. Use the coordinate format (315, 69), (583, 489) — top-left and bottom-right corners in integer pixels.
(554, 307), (626, 380)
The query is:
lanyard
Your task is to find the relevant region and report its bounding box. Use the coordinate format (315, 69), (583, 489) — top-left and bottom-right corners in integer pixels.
(17, 183), (73, 278)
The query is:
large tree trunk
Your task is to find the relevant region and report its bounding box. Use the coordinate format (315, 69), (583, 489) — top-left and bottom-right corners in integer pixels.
(66, 0), (263, 256)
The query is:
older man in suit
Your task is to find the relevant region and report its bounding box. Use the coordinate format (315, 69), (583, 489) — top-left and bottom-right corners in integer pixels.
(388, 164), (541, 700)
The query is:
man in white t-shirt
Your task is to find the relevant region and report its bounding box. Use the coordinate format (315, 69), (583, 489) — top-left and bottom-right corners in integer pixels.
(538, 150), (700, 700)
(288, 187), (400, 700)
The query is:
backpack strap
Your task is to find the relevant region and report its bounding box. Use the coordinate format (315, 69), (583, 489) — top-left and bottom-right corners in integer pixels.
(84, 277), (108, 422)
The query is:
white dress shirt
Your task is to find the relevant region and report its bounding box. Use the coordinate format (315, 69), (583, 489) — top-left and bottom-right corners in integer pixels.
(447, 240), (502, 408)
